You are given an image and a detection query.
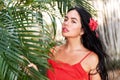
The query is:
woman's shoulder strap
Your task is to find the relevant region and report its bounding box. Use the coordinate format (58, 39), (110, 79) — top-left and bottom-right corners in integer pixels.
(80, 51), (92, 63)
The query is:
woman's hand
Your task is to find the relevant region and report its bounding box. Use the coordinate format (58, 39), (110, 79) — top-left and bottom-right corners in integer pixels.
(28, 63), (38, 71)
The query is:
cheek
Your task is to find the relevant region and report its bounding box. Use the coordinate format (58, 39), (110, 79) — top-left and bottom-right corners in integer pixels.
(73, 27), (81, 35)
(72, 25), (81, 33)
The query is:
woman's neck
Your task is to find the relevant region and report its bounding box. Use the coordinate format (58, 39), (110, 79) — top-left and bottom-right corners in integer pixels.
(65, 38), (84, 51)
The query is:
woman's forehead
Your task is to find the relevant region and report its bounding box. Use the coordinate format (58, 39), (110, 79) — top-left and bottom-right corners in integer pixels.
(66, 10), (81, 20)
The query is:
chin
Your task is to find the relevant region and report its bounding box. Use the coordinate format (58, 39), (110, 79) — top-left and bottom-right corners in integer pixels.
(62, 33), (69, 37)
(62, 35), (72, 38)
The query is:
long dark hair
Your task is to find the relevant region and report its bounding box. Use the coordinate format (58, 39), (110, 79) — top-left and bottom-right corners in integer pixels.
(68, 6), (109, 80)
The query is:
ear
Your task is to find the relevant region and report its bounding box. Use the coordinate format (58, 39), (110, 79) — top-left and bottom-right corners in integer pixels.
(80, 28), (84, 35)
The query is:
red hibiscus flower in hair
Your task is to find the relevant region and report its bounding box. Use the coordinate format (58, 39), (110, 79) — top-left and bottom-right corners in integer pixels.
(89, 18), (98, 31)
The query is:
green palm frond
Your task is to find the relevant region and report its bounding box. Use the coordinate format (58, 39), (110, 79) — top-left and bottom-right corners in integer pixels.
(0, 2), (56, 80)
(54, 0), (96, 17)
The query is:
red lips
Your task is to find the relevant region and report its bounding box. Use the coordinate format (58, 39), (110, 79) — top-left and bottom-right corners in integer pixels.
(62, 27), (69, 32)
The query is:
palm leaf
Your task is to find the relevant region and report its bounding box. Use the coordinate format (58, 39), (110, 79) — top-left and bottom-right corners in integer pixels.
(0, 1), (56, 80)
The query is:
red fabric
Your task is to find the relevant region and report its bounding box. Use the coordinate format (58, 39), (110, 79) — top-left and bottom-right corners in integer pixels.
(47, 52), (91, 80)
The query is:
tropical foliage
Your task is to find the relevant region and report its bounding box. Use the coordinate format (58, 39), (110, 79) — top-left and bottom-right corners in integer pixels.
(0, 0), (95, 80)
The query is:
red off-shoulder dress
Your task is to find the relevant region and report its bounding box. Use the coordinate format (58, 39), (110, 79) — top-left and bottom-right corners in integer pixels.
(47, 52), (91, 80)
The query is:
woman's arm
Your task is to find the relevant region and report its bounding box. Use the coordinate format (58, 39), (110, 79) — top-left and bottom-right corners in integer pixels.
(88, 52), (101, 80)
(89, 69), (101, 80)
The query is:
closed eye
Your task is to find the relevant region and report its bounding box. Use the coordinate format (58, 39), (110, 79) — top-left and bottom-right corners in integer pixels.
(71, 20), (76, 23)
(64, 18), (68, 22)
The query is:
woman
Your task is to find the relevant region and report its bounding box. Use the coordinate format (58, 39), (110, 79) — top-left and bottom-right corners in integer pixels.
(47, 6), (108, 80)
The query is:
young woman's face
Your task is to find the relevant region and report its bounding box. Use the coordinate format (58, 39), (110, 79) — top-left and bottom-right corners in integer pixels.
(62, 10), (84, 38)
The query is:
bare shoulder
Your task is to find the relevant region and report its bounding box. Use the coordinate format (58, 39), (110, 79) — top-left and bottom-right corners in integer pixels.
(49, 45), (64, 57)
(88, 52), (101, 80)
(88, 52), (99, 70)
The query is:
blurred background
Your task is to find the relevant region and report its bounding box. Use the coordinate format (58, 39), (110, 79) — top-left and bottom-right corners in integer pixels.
(0, 0), (120, 80)
(86, 0), (120, 79)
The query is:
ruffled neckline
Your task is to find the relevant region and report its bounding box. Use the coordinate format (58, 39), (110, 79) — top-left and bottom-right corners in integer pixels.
(48, 59), (80, 67)
(48, 59), (88, 74)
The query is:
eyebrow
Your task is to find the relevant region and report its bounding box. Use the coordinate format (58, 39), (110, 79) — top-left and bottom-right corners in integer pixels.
(65, 16), (78, 21)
